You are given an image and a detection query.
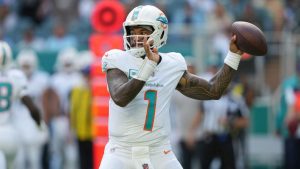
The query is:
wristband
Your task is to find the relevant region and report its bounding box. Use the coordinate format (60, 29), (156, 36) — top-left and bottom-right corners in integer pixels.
(224, 51), (242, 70)
(134, 58), (157, 81)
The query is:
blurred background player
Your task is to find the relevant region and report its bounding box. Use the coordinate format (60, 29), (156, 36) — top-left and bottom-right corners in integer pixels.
(0, 41), (41, 169)
(13, 49), (49, 169)
(48, 47), (81, 169)
(276, 61), (300, 169)
(70, 51), (94, 169)
(171, 62), (203, 169)
(186, 70), (249, 169)
(100, 5), (243, 169)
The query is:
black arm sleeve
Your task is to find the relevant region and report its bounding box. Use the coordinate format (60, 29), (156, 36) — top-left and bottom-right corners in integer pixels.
(21, 95), (41, 126)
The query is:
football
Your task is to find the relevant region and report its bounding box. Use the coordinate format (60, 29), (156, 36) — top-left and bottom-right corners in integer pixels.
(231, 21), (267, 56)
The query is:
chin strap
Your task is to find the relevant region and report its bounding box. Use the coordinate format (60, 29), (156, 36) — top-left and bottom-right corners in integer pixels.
(127, 48), (146, 58)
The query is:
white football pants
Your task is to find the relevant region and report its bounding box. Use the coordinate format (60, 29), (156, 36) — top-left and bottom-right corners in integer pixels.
(12, 105), (49, 169)
(50, 116), (78, 169)
(0, 151), (6, 169)
(99, 141), (183, 169)
(0, 122), (19, 169)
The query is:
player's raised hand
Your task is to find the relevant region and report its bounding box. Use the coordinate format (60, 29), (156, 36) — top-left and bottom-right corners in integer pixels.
(143, 37), (160, 63)
(230, 35), (244, 55)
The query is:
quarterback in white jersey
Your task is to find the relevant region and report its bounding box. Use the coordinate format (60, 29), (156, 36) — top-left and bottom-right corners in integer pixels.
(100, 5), (244, 169)
(0, 41), (41, 169)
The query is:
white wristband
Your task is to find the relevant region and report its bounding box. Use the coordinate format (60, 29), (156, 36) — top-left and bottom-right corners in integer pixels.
(134, 58), (157, 81)
(224, 51), (242, 70)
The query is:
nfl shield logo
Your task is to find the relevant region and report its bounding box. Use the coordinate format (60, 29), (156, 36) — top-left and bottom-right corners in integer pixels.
(142, 164), (149, 169)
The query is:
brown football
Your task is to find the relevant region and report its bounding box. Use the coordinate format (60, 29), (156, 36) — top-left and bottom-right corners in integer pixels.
(231, 21), (267, 56)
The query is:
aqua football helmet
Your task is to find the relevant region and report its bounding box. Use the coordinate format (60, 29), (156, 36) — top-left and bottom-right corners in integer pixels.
(123, 5), (168, 57)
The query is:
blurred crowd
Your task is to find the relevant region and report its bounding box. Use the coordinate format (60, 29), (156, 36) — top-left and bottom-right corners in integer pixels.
(0, 0), (299, 52)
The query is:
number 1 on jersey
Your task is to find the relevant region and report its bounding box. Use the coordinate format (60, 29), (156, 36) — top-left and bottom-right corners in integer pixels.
(144, 90), (157, 131)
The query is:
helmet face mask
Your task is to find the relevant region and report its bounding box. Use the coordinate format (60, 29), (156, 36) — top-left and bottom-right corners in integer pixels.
(123, 5), (168, 57)
(17, 49), (38, 77)
(55, 47), (77, 73)
(124, 25), (153, 49)
(21, 64), (34, 77)
(125, 34), (151, 49)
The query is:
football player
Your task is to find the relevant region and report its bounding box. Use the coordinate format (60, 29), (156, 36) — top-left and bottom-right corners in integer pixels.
(14, 49), (49, 169)
(49, 47), (81, 169)
(100, 5), (243, 169)
(0, 41), (41, 169)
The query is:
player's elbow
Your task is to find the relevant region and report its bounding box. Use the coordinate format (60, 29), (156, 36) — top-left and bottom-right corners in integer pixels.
(112, 97), (128, 107)
(214, 94), (222, 100)
(115, 101), (128, 107)
(210, 92), (222, 100)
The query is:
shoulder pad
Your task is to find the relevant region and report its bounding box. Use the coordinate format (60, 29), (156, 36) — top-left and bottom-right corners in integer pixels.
(101, 49), (125, 72)
(103, 49), (124, 58)
(165, 52), (187, 71)
(8, 69), (26, 79)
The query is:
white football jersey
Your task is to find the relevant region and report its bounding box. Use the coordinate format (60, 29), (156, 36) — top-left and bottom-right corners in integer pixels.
(27, 72), (49, 102)
(9, 71), (49, 144)
(0, 69), (28, 124)
(26, 71), (49, 117)
(102, 49), (187, 146)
